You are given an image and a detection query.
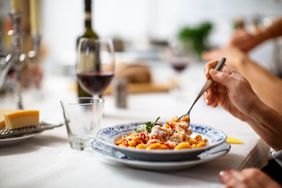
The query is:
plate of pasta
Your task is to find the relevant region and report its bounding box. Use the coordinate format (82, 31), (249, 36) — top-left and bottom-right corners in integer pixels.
(96, 116), (227, 161)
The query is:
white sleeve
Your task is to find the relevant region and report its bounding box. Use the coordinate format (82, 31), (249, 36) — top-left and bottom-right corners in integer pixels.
(271, 150), (282, 167)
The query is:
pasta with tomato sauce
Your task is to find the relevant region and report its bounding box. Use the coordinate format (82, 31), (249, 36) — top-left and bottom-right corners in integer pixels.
(115, 116), (208, 150)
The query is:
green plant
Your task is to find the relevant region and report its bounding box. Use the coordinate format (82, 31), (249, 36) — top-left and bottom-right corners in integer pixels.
(177, 21), (213, 56)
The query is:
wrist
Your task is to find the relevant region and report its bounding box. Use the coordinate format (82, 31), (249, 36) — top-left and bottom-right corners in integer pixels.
(248, 97), (268, 124)
(233, 54), (250, 70)
(248, 97), (282, 150)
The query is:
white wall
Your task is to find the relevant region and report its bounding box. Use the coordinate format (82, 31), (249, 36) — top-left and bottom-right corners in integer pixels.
(155, 0), (282, 43)
(41, 0), (282, 67)
(42, 0), (83, 66)
(95, 0), (150, 39)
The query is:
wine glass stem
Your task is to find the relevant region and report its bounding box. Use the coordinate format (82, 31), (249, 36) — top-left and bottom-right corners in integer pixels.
(174, 72), (181, 91)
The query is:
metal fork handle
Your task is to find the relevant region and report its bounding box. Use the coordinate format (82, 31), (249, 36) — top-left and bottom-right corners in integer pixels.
(186, 57), (226, 115)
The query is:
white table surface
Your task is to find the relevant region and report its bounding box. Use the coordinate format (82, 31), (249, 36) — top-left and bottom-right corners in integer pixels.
(0, 63), (270, 188)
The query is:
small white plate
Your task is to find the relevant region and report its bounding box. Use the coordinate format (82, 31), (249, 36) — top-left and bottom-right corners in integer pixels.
(93, 140), (231, 171)
(0, 132), (40, 146)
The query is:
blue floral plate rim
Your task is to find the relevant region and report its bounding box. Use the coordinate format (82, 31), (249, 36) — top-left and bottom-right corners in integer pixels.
(93, 139), (231, 170)
(96, 122), (227, 154)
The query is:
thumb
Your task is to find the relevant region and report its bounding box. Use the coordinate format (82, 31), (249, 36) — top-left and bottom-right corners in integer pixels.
(209, 69), (231, 87)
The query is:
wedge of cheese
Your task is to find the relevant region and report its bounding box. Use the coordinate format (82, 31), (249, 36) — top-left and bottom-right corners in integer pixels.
(0, 109), (17, 129)
(4, 110), (40, 129)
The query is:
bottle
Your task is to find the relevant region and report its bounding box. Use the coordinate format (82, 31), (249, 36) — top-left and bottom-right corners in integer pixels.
(76, 0), (99, 99)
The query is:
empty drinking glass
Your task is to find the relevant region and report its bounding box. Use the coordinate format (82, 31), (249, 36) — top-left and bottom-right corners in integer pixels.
(60, 97), (104, 150)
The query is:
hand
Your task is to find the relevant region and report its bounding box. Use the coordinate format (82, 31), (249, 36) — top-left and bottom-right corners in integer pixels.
(228, 28), (265, 52)
(205, 61), (282, 151)
(202, 47), (249, 69)
(219, 168), (281, 188)
(204, 60), (258, 123)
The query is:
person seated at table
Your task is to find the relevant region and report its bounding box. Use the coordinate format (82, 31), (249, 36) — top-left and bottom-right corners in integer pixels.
(203, 47), (282, 115)
(202, 17), (282, 115)
(204, 60), (282, 188)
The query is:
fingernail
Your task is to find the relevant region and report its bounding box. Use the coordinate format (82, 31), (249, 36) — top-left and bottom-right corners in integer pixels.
(219, 171), (225, 176)
(219, 171), (231, 182)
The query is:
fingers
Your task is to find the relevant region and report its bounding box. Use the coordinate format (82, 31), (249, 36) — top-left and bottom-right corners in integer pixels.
(204, 85), (218, 108)
(241, 168), (281, 188)
(219, 168), (281, 188)
(229, 30), (245, 45)
(205, 59), (218, 79)
(219, 169), (244, 188)
(204, 60), (229, 107)
(205, 58), (236, 77)
(219, 169), (258, 188)
(209, 69), (231, 87)
(228, 29), (251, 51)
(204, 82), (224, 108)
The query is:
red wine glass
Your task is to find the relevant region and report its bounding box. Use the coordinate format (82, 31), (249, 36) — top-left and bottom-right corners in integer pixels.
(76, 38), (115, 99)
(166, 43), (190, 98)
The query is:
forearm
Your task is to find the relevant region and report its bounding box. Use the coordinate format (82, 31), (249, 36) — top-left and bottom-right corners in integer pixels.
(235, 58), (282, 114)
(247, 98), (282, 150)
(254, 18), (282, 44)
(263, 18), (282, 40)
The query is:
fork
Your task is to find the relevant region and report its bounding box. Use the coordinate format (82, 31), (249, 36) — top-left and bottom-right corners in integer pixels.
(179, 57), (226, 122)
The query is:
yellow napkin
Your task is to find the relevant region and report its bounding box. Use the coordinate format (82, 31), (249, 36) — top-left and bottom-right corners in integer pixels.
(226, 136), (244, 144)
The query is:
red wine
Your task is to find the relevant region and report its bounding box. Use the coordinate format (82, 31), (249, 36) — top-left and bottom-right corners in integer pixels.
(171, 63), (188, 72)
(170, 57), (189, 73)
(77, 72), (114, 95)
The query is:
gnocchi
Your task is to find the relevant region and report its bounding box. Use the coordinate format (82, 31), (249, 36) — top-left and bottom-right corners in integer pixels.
(115, 116), (208, 150)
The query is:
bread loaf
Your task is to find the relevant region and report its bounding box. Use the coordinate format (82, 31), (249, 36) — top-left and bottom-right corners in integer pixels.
(116, 63), (152, 84)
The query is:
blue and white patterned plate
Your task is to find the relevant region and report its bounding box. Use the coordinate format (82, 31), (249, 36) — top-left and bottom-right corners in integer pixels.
(93, 139), (231, 170)
(96, 122), (227, 161)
